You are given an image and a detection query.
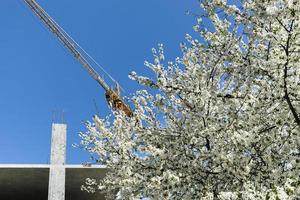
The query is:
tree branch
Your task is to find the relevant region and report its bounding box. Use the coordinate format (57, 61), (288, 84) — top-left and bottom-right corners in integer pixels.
(283, 20), (300, 127)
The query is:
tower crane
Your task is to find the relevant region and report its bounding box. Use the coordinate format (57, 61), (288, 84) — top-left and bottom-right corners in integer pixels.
(24, 0), (133, 117)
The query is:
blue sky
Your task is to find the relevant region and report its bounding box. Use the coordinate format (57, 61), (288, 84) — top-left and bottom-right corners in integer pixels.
(0, 0), (198, 164)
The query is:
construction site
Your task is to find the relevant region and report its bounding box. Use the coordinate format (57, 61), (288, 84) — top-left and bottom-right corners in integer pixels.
(0, 123), (107, 200)
(2, 0), (299, 199)
(1, 0), (132, 199)
(0, 0), (197, 199)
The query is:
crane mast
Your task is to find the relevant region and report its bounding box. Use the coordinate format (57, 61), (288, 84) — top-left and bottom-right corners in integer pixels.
(24, 0), (132, 117)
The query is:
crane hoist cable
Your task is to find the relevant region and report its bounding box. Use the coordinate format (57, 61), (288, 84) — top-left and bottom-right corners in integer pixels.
(24, 0), (133, 117)
(48, 11), (126, 94)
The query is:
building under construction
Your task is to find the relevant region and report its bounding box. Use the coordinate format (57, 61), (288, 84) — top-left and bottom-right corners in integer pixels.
(0, 123), (107, 200)
(0, 0), (132, 199)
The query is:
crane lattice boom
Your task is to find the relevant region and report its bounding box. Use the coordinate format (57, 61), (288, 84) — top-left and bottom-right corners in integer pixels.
(24, 0), (132, 117)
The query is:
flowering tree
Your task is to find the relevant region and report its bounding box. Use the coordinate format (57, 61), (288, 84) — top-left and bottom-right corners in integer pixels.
(80, 0), (300, 199)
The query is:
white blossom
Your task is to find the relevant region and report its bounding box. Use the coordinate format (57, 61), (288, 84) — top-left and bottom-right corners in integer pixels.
(80, 0), (300, 199)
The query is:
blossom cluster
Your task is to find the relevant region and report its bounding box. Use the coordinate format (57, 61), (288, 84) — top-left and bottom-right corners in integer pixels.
(80, 0), (300, 199)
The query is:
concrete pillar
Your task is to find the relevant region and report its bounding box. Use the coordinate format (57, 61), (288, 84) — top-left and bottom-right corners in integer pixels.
(48, 123), (67, 200)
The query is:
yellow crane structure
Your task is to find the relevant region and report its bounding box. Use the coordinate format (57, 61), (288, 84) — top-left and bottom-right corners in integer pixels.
(24, 0), (133, 117)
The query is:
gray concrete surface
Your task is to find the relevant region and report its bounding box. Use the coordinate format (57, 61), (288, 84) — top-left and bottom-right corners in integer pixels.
(48, 124), (67, 200)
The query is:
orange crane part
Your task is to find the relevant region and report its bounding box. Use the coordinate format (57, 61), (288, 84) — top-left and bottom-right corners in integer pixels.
(24, 0), (132, 117)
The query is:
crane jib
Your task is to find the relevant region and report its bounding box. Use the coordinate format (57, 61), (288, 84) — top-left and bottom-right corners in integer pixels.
(24, 0), (133, 117)
(24, 0), (110, 92)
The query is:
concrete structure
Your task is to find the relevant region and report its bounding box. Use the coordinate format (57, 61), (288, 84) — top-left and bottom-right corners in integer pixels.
(49, 124), (67, 200)
(0, 124), (108, 200)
